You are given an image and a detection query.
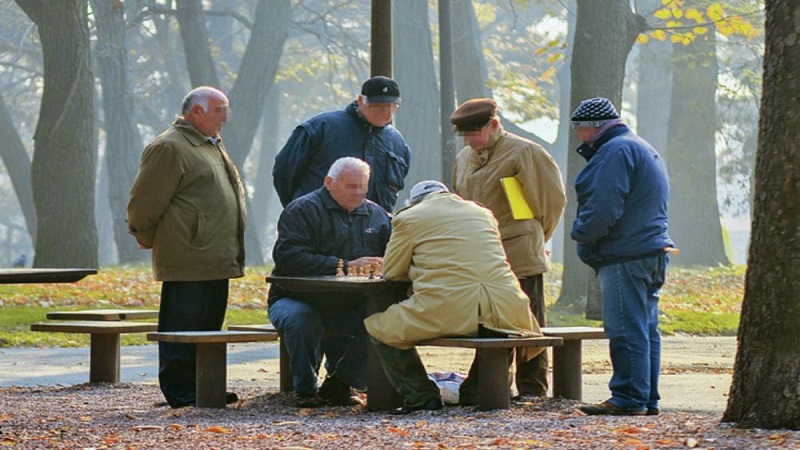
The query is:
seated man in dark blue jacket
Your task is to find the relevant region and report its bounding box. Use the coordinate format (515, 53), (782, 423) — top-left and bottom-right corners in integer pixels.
(268, 157), (392, 407)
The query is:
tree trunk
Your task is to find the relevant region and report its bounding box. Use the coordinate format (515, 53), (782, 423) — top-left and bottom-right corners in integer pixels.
(393, 0), (441, 190)
(175, 0), (218, 87)
(0, 95), (37, 244)
(252, 87), (281, 260)
(557, 0), (642, 308)
(666, 35), (729, 266)
(722, 0), (800, 429)
(15, 0), (98, 268)
(92, 0), (147, 264)
(635, 0), (672, 153)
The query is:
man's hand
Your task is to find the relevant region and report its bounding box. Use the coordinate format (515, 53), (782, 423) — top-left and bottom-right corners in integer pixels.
(348, 256), (383, 269)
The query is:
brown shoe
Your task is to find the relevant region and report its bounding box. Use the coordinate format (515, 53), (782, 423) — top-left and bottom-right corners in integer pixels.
(579, 401), (647, 416)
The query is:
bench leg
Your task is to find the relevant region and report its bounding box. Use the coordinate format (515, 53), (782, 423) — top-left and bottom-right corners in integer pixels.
(89, 333), (121, 383)
(552, 340), (583, 400)
(195, 343), (227, 408)
(279, 336), (293, 392)
(477, 348), (510, 410)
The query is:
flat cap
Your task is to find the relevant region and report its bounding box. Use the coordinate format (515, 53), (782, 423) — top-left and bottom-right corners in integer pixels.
(450, 98), (497, 132)
(361, 76), (401, 104)
(409, 180), (449, 203)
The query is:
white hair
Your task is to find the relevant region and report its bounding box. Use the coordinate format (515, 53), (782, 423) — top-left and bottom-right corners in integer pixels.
(327, 157), (370, 180)
(181, 86), (227, 114)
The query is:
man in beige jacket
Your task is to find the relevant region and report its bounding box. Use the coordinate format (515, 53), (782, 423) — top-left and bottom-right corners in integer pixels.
(365, 181), (541, 414)
(128, 86), (246, 408)
(451, 98), (566, 397)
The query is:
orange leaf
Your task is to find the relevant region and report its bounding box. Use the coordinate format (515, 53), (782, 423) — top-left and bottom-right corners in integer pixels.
(204, 425), (231, 434)
(387, 426), (409, 437)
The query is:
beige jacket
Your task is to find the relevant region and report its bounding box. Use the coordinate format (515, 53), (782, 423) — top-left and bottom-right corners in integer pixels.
(364, 192), (542, 358)
(452, 127), (566, 276)
(127, 119), (246, 281)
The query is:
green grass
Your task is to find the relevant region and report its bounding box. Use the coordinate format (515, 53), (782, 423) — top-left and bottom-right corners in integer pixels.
(0, 264), (745, 348)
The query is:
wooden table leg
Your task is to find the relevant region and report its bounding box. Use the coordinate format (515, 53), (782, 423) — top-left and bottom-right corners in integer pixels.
(89, 333), (121, 383)
(278, 336), (293, 392)
(552, 340), (583, 400)
(478, 348), (511, 410)
(195, 343), (227, 408)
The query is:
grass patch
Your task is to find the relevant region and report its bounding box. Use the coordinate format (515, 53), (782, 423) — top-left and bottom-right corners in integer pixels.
(0, 263), (745, 348)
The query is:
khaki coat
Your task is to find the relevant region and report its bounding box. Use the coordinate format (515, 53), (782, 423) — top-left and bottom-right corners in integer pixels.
(127, 119), (246, 281)
(452, 127), (566, 276)
(364, 192), (542, 358)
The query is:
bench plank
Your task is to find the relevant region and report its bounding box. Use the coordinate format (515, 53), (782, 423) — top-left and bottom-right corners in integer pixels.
(419, 336), (562, 349)
(147, 331), (279, 408)
(31, 321), (158, 383)
(47, 309), (159, 321)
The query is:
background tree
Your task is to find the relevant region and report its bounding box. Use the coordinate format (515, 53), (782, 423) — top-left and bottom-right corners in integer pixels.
(722, 0), (800, 429)
(14, 0), (97, 268)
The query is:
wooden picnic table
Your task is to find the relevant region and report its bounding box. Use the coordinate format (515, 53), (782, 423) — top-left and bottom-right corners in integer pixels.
(0, 268), (97, 284)
(46, 309), (159, 321)
(266, 275), (409, 410)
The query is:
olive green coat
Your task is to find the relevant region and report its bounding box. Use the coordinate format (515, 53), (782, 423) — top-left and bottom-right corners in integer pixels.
(452, 126), (566, 277)
(127, 119), (246, 281)
(364, 192), (542, 356)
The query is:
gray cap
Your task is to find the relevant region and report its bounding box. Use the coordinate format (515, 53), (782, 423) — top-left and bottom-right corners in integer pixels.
(409, 180), (449, 203)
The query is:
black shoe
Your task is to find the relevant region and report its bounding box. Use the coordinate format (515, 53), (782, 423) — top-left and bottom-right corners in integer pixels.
(318, 375), (361, 406)
(579, 401), (647, 416)
(390, 398), (443, 415)
(293, 393), (327, 408)
(225, 392), (239, 404)
(646, 407), (660, 416)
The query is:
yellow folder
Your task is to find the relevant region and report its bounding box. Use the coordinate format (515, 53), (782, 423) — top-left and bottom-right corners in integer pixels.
(500, 176), (534, 220)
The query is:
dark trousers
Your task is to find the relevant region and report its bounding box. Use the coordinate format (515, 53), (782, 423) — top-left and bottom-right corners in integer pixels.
(158, 279), (228, 407)
(515, 274), (549, 396)
(368, 337), (440, 408)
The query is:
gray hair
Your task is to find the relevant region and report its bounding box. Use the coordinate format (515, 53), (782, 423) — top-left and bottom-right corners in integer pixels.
(327, 157), (370, 180)
(181, 86), (227, 114)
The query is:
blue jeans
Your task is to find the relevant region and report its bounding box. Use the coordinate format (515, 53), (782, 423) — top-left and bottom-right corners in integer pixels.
(267, 297), (367, 396)
(598, 253), (667, 411)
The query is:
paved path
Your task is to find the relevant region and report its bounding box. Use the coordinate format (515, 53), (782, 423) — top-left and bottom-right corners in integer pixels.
(0, 336), (736, 414)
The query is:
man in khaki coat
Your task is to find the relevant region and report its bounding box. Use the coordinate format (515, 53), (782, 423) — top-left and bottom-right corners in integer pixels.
(127, 86), (246, 408)
(451, 98), (566, 397)
(365, 181), (541, 414)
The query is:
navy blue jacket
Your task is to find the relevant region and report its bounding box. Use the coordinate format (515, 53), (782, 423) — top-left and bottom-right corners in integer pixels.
(273, 101), (411, 213)
(570, 124), (674, 269)
(268, 187), (392, 304)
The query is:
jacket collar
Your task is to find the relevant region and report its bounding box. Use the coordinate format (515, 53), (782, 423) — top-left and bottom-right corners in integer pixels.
(320, 187), (370, 216)
(346, 101), (388, 131)
(172, 118), (219, 146)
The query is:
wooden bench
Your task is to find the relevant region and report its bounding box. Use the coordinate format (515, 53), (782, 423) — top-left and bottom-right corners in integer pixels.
(147, 331), (279, 408)
(418, 336), (563, 410)
(46, 309), (159, 321)
(30, 321), (158, 383)
(226, 324), (293, 391)
(542, 326), (607, 401)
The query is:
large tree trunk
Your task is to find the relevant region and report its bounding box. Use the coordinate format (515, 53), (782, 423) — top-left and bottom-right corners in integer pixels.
(666, 35), (729, 266)
(0, 95), (36, 244)
(15, 0), (98, 268)
(175, 0), (218, 87)
(393, 0), (441, 191)
(635, 0), (672, 153)
(722, 0), (800, 429)
(252, 87), (281, 260)
(92, 0), (147, 264)
(557, 0), (642, 308)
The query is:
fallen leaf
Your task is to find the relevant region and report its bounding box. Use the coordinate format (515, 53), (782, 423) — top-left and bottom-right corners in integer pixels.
(168, 423), (184, 430)
(131, 425), (163, 431)
(686, 437), (699, 447)
(204, 425), (231, 434)
(387, 426), (409, 437)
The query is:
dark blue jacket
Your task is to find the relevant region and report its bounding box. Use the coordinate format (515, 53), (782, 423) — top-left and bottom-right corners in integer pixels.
(268, 187), (392, 304)
(570, 124), (674, 269)
(273, 101), (411, 213)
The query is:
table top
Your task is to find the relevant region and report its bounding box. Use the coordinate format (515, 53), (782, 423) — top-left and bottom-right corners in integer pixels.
(46, 309), (159, 321)
(266, 275), (409, 293)
(0, 268), (97, 284)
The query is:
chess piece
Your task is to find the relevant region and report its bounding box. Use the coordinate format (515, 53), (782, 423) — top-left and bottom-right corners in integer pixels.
(347, 266), (356, 277)
(368, 264), (375, 280)
(374, 261), (382, 278)
(336, 259), (345, 277)
(358, 266), (366, 277)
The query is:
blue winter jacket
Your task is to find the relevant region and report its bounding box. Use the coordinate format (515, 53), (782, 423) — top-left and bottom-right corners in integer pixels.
(570, 124), (674, 269)
(268, 187), (392, 305)
(273, 101), (411, 213)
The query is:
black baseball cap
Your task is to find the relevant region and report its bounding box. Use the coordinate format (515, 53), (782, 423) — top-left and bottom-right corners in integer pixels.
(361, 76), (401, 104)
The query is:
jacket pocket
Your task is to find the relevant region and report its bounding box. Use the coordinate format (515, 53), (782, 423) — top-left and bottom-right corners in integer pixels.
(384, 150), (408, 192)
(191, 212), (211, 247)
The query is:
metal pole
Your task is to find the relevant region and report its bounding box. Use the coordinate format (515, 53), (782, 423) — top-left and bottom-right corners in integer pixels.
(438, 0), (457, 185)
(371, 0), (393, 77)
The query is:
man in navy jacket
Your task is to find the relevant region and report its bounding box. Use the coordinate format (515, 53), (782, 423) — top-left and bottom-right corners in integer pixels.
(569, 97), (675, 416)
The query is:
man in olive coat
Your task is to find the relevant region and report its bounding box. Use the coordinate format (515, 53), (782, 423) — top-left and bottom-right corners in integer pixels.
(128, 86), (246, 408)
(365, 181), (541, 414)
(451, 98), (566, 397)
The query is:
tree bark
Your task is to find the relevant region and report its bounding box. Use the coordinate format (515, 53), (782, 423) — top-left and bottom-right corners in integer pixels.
(557, 0), (643, 308)
(635, 0), (672, 154)
(393, 0), (441, 190)
(175, 0), (218, 87)
(0, 95), (37, 244)
(666, 35), (730, 266)
(722, 0), (800, 429)
(15, 0), (98, 268)
(92, 0), (148, 264)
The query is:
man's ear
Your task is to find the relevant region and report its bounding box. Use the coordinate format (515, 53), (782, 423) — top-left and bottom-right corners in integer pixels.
(324, 176), (333, 190)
